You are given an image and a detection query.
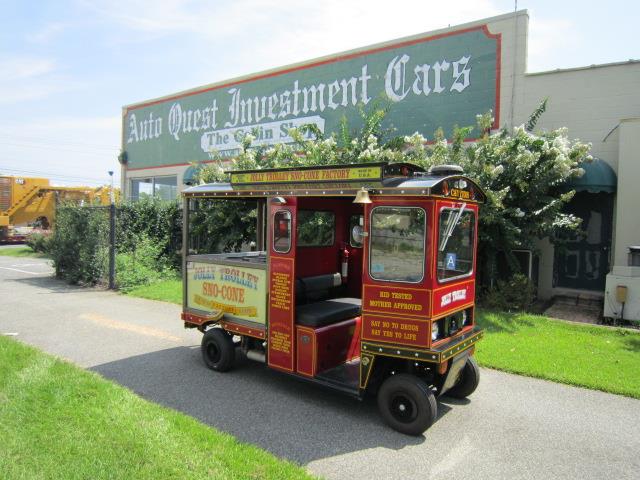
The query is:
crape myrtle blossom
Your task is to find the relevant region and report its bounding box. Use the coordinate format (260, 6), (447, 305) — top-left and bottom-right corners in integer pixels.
(196, 100), (590, 283)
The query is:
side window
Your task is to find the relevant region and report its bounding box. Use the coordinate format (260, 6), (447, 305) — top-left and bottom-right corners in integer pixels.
(369, 207), (426, 282)
(273, 210), (291, 253)
(349, 214), (364, 248)
(438, 208), (475, 281)
(297, 210), (335, 247)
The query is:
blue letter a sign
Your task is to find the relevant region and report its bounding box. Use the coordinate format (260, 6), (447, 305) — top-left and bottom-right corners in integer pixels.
(445, 253), (457, 270)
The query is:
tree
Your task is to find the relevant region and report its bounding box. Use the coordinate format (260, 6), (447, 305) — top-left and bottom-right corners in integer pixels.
(196, 100), (591, 286)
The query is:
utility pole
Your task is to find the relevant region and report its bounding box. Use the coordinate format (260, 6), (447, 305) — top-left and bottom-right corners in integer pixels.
(108, 170), (116, 290)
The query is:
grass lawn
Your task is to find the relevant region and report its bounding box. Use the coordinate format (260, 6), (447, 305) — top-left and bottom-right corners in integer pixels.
(0, 246), (47, 258)
(125, 278), (182, 304)
(475, 310), (640, 399)
(126, 280), (640, 399)
(0, 336), (314, 480)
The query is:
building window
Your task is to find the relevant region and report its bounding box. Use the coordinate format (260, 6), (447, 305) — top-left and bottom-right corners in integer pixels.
(369, 206), (426, 283)
(131, 178), (153, 200)
(130, 176), (178, 201)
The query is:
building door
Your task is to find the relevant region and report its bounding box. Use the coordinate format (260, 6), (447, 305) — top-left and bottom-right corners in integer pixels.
(554, 192), (613, 291)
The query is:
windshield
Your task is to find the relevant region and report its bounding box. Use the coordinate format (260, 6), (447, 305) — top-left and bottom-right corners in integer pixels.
(437, 206), (475, 282)
(439, 202), (466, 252)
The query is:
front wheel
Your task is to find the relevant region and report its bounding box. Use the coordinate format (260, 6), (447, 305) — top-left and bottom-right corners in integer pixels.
(377, 373), (437, 436)
(446, 356), (480, 399)
(201, 328), (235, 372)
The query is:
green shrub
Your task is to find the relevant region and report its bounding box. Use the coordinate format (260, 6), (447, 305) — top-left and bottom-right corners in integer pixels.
(48, 200), (181, 287)
(26, 232), (52, 253)
(116, 234), (175, 291)
(116, 198), (182, 268)
(188, 198), (255, 254)
(481, 273), (536, 312)
(48, 206), (110, 285)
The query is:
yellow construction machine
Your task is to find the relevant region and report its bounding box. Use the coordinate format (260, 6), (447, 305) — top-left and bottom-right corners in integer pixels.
(0, 175), (116, 242)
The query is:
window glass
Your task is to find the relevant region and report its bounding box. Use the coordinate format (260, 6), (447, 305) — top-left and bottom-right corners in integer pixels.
(154, 176), (178, 200)
(130, 176), (177, 201)
(297, 210), (335, 247)
(273, 210), (292, 253)
(369, 207), (425, 282)
(349, 214), (364, 248)
(131, 178), (153, 200)
(438, 208), (475, 281)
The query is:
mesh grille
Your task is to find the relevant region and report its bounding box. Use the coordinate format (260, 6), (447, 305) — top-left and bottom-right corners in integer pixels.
(0, 177), (11, 212)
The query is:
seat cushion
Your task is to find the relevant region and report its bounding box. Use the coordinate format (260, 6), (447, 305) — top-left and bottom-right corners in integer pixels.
(295, 273), (342, 303)
(296, 297), (361, 328)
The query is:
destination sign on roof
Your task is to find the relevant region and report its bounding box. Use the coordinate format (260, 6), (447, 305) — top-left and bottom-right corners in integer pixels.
(123, 25), (500, 170)
(230, 166), (383, 185)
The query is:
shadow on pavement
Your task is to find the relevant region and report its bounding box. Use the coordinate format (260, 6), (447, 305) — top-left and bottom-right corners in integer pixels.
(11, 275), (106, 294)
(89, 346), (461, 464)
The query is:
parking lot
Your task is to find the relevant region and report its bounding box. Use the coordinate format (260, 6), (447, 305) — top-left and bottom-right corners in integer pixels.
(1, 252), (639, 480)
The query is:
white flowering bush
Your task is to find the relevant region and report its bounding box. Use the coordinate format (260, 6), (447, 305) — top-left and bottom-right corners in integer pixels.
(410, 108), (591, 285)
(197, 100), (590, 286)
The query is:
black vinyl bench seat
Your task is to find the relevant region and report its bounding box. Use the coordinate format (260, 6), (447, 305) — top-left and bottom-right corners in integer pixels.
(296, 297), (361, 328)
(294, 272), (361, 328)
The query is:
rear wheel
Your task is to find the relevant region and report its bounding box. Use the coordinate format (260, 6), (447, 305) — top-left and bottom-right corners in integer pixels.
(201, 328), (235, 372)
(446, 356), (480, 399)
(377, 373), (437, 436)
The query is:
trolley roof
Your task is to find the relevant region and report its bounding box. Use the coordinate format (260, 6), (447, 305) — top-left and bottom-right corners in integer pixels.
(182, 162), (486, 203)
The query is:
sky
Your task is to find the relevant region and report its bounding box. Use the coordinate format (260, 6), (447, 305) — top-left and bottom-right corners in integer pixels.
(0, 0), (637, 187)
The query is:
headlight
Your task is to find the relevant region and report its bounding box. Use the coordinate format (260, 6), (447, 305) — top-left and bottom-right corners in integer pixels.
(431, 322), (440, 341)
(450, 316), (459, 334)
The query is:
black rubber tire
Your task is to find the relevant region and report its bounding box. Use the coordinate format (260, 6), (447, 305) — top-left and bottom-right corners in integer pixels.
(201, 328), (235, 372)
(446, 356), (480, 399)
(377, 373), (437, 436)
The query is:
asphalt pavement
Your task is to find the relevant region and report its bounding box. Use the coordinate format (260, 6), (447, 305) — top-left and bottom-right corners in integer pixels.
(1, 251), (639, 480)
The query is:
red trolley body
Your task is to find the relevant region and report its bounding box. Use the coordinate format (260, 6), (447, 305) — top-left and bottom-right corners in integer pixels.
(181, 162), (485, 435)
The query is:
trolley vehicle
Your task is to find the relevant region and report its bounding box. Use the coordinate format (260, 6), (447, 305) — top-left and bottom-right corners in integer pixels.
(181, 161), (485, 435)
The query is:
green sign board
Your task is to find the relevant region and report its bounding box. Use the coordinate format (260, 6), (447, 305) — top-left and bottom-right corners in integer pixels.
(123, 25), (500, 170)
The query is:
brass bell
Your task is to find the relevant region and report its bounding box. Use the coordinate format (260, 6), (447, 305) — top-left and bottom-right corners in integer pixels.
(353, 187), (372, 204)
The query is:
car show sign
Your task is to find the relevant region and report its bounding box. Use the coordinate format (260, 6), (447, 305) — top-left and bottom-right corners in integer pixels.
(123, 25), (500, 170)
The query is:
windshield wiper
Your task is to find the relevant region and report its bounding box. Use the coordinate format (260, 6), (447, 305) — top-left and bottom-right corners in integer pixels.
(439, 202), (466, 252)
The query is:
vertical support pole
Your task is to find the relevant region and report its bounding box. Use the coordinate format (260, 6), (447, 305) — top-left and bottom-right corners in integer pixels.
(109, 203), (116, 289)
(182, 197), (189, 310)
(256, 198), (266, 251)
(262, 199), (267, 249)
